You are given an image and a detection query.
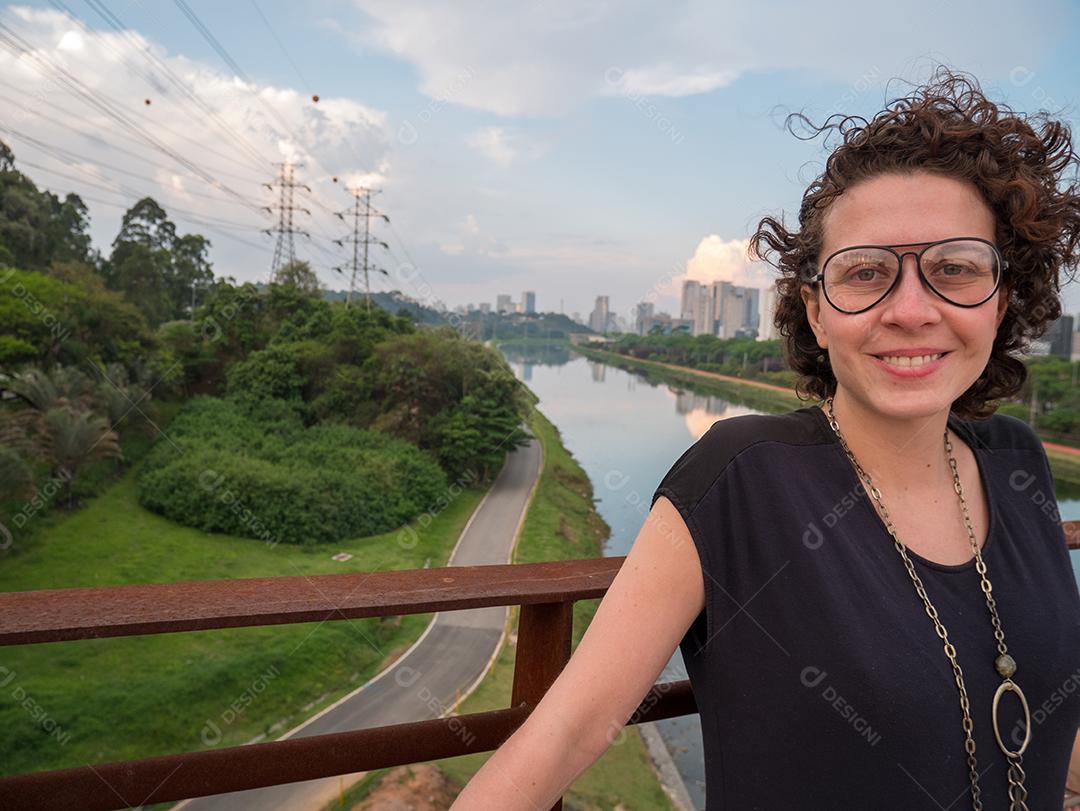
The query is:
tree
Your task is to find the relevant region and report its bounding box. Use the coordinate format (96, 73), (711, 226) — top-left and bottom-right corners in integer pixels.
(0, 142), (94, 270)
(3, 365), (95, 412)
(101, 241), (173, 326)
(431, 391), (529, 481)
(114, 198), (176, 250)
(103, 197), (215, 325)
(369, 329), (531, 477)
(273, 259), (321, 298)
(46, 193), (93, 265)
(1, 365), (139, 507)
(0, 268), (152, 370)
(193, 280), (267, 358)
(172, 233), (214, 317)
(40, 406), (123, 506)
(46, 261), (155, 364)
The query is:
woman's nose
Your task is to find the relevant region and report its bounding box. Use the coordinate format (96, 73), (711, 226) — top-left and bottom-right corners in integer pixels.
(878, 253), (942, 321)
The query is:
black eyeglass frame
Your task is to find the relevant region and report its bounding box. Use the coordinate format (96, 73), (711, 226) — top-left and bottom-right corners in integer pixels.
(807, 236), (1009, 315)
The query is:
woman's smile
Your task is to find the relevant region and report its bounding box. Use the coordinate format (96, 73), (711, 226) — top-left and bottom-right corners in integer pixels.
(868, 349), (952, 378)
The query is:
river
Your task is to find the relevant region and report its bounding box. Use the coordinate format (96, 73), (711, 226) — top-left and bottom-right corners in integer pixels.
(502, 343), (1080, 811)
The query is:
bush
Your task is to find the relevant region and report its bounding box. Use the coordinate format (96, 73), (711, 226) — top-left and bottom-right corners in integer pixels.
(1039, 407), (1077, 434)
(995, 402), (1030, 422)
(136, 397), (448, 545)
(225, 345), (306, 403)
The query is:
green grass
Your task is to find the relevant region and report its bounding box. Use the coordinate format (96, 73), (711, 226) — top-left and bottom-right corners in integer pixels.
(1045, 449), (1080, 494)
(0, 464), (486, 781)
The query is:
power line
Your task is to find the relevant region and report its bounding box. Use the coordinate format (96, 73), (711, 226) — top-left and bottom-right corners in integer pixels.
(49, 0), (268, 176)
(0, 123), (271, 211)
(1, 5), (413, 300)
(173, 0), (307, 151)
(78, 0), (273, 173)
(246, 0), (369, 173)
(38, 187), (273, 253)
(264, 161), (310, 276)
(0, 85), (266, 187)
(173, 0), (370, 211)
(249, 0), (313, 95)
(12, 155), (269, 232)
(0, 18), (262, 212)
(333, 186), (388, 310)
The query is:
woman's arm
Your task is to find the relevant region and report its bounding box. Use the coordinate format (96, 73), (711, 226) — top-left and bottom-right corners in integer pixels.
(449, 495), (706, 809)
(1068, 726), (1080, 794)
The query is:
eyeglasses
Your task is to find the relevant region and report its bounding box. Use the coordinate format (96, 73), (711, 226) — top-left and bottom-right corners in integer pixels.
(808, 236), (1007, 314)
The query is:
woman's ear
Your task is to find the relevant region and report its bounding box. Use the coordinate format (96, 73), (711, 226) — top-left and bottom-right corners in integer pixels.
(800, 282), (828, 351)
(994, 284), (1009, 330)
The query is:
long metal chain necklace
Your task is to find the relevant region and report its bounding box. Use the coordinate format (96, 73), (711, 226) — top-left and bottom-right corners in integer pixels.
(823, 396), (1031, 810)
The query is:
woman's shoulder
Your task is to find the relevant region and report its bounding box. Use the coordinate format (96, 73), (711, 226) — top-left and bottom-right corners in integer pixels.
(950, 409), (1044, 454)
(651, 405), (828, 515)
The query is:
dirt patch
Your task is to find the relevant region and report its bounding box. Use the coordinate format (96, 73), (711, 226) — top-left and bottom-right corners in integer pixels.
(349, 763), (462, 811)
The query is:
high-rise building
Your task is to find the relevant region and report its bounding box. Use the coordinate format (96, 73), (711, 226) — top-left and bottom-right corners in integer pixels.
(634, 301), (655, 335)
(681, 281), (708, 335)
(680, 279), (762, 339)
(760, 286), (779, 341)
(522, 291), (536, 314)
(727, 286), (760, 339)
(589, 295), (611, 333)
(1039, 314), (1075, 359)
(496, 294), (513, 314)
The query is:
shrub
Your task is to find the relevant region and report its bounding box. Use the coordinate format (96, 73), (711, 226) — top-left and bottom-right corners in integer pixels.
(1039, 407), (1077, 434)
(136, 397), (447, 545)
(225, 345), (305, 403)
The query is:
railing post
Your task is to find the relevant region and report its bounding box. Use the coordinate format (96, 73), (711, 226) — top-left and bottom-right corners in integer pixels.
(510, 601), (575, 811)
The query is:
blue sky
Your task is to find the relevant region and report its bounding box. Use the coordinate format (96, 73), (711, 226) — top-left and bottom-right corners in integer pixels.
(2, 0), (1079, 325)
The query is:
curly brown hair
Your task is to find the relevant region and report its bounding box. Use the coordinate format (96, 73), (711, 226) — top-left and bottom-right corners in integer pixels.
(749, 65), (1080, 420)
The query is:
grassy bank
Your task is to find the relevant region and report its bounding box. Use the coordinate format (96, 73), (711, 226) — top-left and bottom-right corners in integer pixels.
(324, 403), (677, 811)
(573, 343), (800, 411)
(0, 461), (486, 779)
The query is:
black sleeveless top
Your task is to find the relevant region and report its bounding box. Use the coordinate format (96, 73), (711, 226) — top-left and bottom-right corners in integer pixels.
(650, 403), (1080, 810)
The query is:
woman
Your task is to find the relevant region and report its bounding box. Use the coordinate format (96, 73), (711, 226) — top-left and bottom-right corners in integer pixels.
(450, 67), (1080, 810)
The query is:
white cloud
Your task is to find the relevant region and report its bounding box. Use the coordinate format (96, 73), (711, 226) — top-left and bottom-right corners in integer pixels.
(438, 211), (506, 256)
(465, 127), (516, 168)
(351, 0), (1063, 117)
(465, 126), (546, 168)
(679, 235), (775, 290)
(600, 64), (739, 98)
(56, 28), (83, 52)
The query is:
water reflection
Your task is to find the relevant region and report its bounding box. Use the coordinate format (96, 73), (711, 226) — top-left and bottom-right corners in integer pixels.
(500, 343), (1080, 810)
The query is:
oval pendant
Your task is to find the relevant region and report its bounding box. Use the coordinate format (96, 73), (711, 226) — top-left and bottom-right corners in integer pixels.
(992, 678), (1031, 757)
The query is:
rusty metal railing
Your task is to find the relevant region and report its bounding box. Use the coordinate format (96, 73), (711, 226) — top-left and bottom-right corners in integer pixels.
(0, 556), (697, 810)
(0, 522), (1078, 810)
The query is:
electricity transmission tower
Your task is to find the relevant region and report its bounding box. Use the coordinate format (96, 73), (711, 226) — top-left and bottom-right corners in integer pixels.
(333, 187), (389, 310)
(263, 162), (311, 278)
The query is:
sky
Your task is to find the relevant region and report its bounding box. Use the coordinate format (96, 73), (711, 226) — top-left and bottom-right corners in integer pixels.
(1, 0), (1079, 327)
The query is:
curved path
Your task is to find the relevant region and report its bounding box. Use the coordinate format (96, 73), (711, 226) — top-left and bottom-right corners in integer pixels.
(174, 431), (543, 811)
